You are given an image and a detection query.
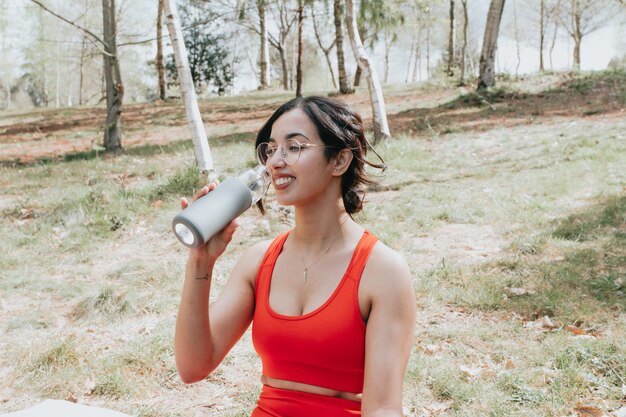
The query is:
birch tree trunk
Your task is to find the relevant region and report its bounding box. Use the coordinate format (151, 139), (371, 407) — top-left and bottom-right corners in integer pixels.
(334, 0), (352, 94)
(539, 0), (546, 72)
(258, 0), (271, 89)
(164, 0), (214, 175)
(156, 0), (166, 100)
(478, 0), (506, 89)
(460, 0), (468, 83)
(345, 0), (390, 143)
(102, 0), (123, 151)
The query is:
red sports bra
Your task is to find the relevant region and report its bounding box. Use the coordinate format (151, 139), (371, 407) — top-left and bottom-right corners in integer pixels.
(252, 230), (378, 394)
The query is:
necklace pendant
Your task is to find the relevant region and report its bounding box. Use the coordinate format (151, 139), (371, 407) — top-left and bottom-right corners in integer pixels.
(303, 268), (308, 284)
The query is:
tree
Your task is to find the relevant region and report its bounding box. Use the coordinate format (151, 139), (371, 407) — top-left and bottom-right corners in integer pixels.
(29, 0), (123, 150)
(353, 0), (403, 87)
(164, 3), (233, 94)
(334, 0), (353, 94)
(459, 0), (468, 83)
(295, 0), (304, 96)
(258, 0), (271, 88)
(559, 0), (616, 70)
(164, 0), (214, 175)
(478, 0), (506, 89)
(102, 0), (123, 151)
(156, 0), (166, 100)
(345, 0), (390, 143)
(310, 2), (338, 89)
(266, 0), (298, 90)
(446, 0), (456, 76)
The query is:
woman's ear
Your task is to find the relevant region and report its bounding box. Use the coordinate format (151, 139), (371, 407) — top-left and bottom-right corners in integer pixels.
(332, 149), (353, 176)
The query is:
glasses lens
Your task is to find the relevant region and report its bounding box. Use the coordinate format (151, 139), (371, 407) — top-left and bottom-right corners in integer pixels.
(284, 138), (301, 165)
(256, 143), (272, 165)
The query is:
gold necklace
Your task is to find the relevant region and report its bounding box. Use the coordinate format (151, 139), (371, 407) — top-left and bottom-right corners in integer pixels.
(296, 234), (340, 284)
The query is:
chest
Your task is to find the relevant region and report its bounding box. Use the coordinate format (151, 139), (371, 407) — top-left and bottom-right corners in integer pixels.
(268, 249), (370, 320)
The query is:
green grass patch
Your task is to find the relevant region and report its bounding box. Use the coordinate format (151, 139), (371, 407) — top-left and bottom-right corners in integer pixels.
(552, 195), (626, 241)
(70, 287), (133, 320)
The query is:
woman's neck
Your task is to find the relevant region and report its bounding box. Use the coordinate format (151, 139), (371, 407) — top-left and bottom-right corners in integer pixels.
(292, 201), (353, 250)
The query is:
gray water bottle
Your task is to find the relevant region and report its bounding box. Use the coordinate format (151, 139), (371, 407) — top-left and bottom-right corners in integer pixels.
(172, 165), (270, 248)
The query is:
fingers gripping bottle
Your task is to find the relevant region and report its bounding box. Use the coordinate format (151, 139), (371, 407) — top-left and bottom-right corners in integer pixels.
(172, 165), (270, 248)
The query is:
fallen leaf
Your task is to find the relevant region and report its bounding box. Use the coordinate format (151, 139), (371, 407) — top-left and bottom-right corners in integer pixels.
(573, 403), (606, 417)
(566, 325), (587, 335)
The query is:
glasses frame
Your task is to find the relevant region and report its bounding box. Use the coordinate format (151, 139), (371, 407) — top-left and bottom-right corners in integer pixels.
(256, 138), (329, 166)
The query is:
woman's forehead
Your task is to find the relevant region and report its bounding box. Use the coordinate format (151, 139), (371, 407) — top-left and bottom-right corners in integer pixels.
(270, 109), (320, 141)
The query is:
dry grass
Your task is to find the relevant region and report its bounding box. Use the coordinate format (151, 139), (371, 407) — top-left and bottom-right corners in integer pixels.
(1, 71), (625, 416)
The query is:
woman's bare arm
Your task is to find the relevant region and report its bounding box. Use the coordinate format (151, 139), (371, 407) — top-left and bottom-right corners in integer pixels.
(360, 244), (416, 417)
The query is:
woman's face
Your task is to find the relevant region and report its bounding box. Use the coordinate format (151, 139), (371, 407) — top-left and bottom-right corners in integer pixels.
(265, 108), (336, 207)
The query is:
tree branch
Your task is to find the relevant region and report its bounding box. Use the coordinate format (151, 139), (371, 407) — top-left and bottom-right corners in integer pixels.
(28, 0), (115, 57)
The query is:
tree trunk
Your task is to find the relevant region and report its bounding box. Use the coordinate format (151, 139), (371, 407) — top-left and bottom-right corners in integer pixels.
(426, 14), (431, 78)
(354, 66), (362, 87)
(258, 0), (271, 89)
(478, 0), (506, 89)
(572, 7), (581, 70)
(311, 4), (338, 89)
(296, 0), (303, 97)
(156, 0), (166, 100)
(447, 0), (456, 76)
(164, 0), (214, 175)
(345, 0), (390, 144)
(334, 0), (352, 94)
(549, 0), (559, 70)
(353, 21), (367, 87)
(278, 43), (290, 90)
(460, 0), (468, 83)
(513, 0), (521, 75)
(539, 0), (546, 72)
(79, 34), (86, 105)
(406, 37), (415, 83)
(412, 33), (421, 82)
(383, 33), (390, 84)
(102, 0), (123, 151)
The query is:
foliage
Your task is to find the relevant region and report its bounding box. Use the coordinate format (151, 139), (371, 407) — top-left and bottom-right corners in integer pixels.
(165, 2), (235, 95)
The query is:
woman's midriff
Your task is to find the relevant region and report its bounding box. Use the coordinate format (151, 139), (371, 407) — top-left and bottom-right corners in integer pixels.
(261, 375), (362, 403)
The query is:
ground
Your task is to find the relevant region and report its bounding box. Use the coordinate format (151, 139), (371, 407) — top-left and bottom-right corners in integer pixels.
(0, 71), (624, 417)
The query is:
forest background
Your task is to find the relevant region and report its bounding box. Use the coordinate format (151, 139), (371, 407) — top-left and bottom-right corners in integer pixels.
(1, 0), (625, 416)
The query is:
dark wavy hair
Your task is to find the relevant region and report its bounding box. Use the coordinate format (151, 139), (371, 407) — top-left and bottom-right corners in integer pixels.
(255, 96), (385, 216)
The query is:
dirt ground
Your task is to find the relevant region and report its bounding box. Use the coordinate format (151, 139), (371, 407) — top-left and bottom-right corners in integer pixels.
(2, 73), (622, 165)
(1, 74), (624, 417)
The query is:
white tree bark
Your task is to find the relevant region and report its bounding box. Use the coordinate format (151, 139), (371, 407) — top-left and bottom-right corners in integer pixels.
(164, 0), (214, 176)
(344, 0), (390, 144)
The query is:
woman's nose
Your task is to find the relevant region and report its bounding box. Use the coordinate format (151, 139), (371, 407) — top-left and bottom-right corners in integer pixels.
(267, 146), (287, 168)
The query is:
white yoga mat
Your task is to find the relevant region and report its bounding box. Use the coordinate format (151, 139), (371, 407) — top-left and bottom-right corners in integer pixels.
(0, 400), (133, 417)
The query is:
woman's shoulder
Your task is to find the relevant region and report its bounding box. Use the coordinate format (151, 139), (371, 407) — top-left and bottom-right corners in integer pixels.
(362, 236), (412, 291)
(234, 232), (286, 278)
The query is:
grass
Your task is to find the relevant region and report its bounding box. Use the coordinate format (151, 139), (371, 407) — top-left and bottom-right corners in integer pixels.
(1, 71), (625, 416)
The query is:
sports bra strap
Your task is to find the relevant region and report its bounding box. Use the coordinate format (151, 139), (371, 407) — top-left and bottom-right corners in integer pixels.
(346, 231), (378, 281)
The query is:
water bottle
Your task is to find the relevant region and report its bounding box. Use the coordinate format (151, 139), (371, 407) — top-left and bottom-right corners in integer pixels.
(172, 165), (270, 248)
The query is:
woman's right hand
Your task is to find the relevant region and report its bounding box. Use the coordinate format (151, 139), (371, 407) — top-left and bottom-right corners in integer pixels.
(180, 181), (239, 263)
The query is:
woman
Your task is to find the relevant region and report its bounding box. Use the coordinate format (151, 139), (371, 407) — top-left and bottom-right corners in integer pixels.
(175, 96), (416, 417)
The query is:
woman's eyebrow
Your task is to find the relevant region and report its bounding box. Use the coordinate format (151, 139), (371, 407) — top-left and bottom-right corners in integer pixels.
(268, 132), (311, 142)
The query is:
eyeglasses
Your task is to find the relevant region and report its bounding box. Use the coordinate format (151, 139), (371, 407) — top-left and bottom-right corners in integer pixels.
(256, 138), (327, 166)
